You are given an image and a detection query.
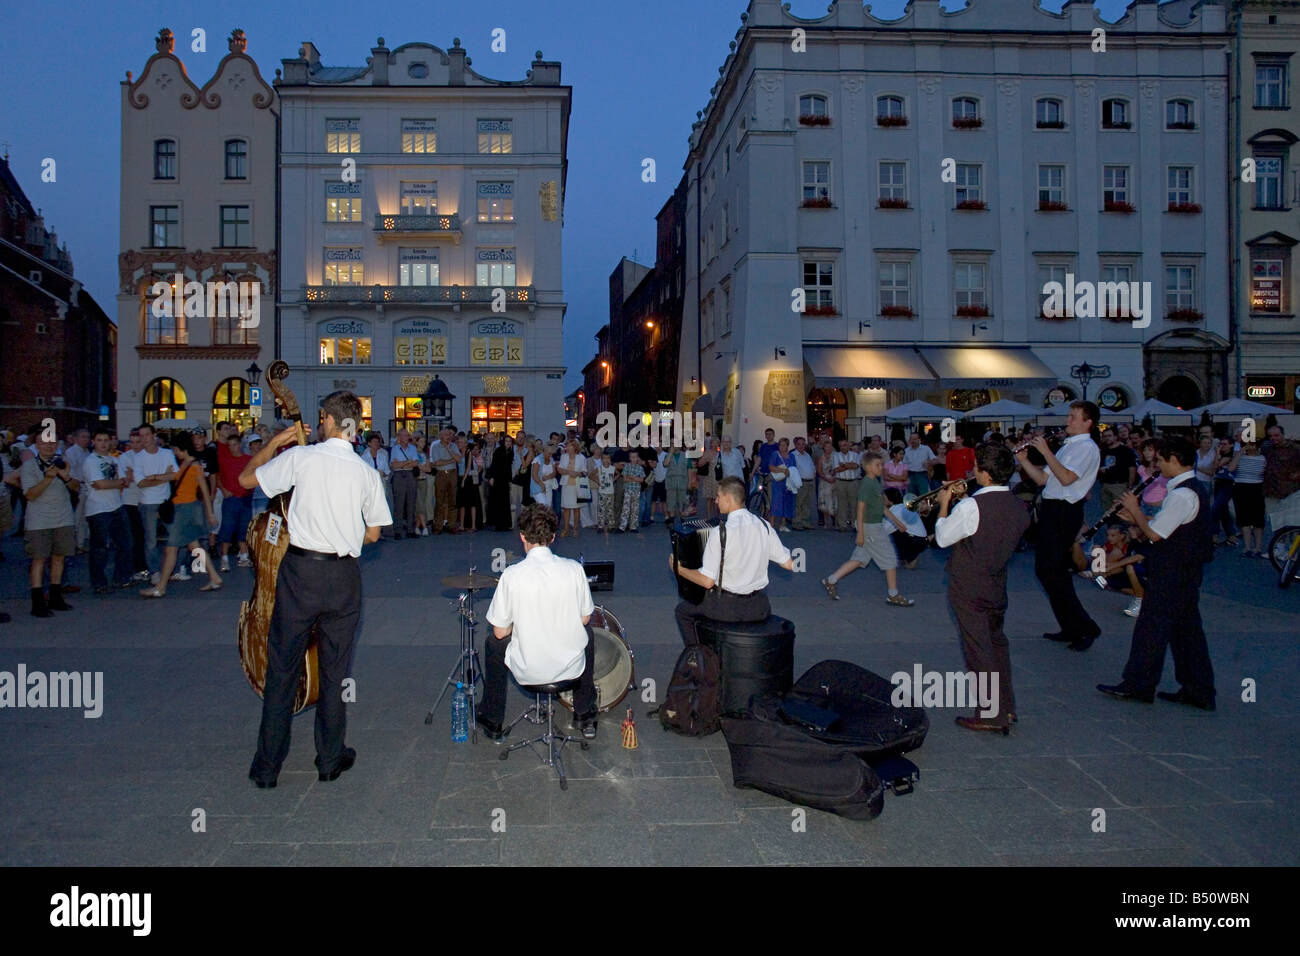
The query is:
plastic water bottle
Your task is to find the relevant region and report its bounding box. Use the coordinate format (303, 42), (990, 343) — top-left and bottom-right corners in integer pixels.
(451, 682), (469, 742)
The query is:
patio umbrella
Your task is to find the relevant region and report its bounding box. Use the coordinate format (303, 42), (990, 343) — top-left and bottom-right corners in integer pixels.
(1126, 398), (1195, 424)
(883, 400), (962, 423)
(1187, 398), (1291, 421)
(145, 418), (191, 431)
(960, 399), (1040, 422)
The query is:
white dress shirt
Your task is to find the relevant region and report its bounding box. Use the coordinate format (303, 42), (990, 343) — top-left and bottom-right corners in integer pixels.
(1148, 470), (1200, 540)
(832, 450), (862, 479)
(389, 442), (421, 472)
(792, 449), (816, 479)
(935, 486), (1011, 548)
(700, 507), (792, 595)
(362, 446), (391, 478)
(256, 437), (392, 557)
(1042, 433), (1100, 504)
(486, 545), (595, 686)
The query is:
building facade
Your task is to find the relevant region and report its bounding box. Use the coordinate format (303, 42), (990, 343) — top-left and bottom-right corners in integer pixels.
(580, 324), (612, 434)
(1, 157), (115, 433)
(117, 28), (276, 431)
(677, 0), (1232, 443)
(277, 38), (570, 440)
(1230, 0), (1300, 413)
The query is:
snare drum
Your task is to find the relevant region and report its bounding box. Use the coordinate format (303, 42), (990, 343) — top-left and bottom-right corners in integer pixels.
(558, 606), (635, 713)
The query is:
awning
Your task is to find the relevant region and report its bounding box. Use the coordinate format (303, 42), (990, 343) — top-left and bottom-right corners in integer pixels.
(691, 393), (714, 416)
(804, 346), (936, 389)
(916, 347), (1057, 388)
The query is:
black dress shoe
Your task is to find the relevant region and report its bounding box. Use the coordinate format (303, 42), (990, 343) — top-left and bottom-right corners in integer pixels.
(955, 715), (1010, 735)
(1043, 631), (1074, 643)
(249, 771), (277, 789)
(1096, 683), (1154, 703)
(318, 747), (356, 781)
(1067, 632), (1100, 652)
(1156, 689), (1216, 711)
(580, 717), (598, 740)
(476, 715), (506, 742)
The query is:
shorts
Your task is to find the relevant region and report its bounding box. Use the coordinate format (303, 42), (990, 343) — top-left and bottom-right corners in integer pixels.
(652, 480), (667, 502)
(166, 500), (208, 548)
(25, 525), (75, 559)
(850, 528), (898, 570)
(218, 493), (253, 543)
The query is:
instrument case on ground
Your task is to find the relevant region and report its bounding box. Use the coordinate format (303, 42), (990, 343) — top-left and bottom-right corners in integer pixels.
(720, 714), (885, 820)
(697, 616), (795, 716)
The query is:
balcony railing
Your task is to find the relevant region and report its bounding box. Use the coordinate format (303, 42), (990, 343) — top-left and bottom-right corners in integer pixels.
(373, 213), (462, 234)
(303, 284), (533, 305)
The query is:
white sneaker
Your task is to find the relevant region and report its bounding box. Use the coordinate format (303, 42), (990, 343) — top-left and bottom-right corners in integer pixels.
(220, 558), (231, 572)
(1123, 597), (1142, 618)
(237, 554), (252, 568)
(171, 569), (191, 582)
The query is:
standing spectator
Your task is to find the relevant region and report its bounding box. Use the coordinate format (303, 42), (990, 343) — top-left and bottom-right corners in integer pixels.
(132, 423), (178, 580)
(388, 429), (421, 539)
(479, 432), (498, 519)
(816, 436), (837, 528)
(557, 437), (586, 537)
(753, 428), (778, 515)
(487, 434), (515, 532)
(767, 437), (795, 532)
(1194, 434), (1217, 488)
(1262, 425), (1300, 530)
(929, 442), (949, 490)
(21, 431), (80, 616)
(883, 445), (909, 495)
(663, 444), (691, 524)
(820, 452), (914, 606)
(717, 435), (746, 480)
(512, 437), (535, 528)
(902, 433), (935, 499)
(428, 427), (462, 534)
(81, 427), (134, 594)
(191, 426), (221, 549)
(1210, 437), (1238, 546)
(247, 435), (269, 516)
(361, 433), (394, 539)
(945, 434), (975, 483)
(696, 437), (720, 521)
(215, 430), (254, 571)
(582, 445), (601, 528)
(119, 428), (149, 579)
(456, 436), (483, 533)
(139, 432), (223, 597)
(1097, 428), (1139, 517)
(1137, 440), (1168, 518)
(790, 436), (816, 530)
(531, 441), (558, 507)
(648, 446), (668, 524)
(1230, 438), (1267, 557)
(413, 434), (433, 536)
(63, 427), (91, 552)
(617, 450), (646, 532)
(830, 438), (861, 531)
(595, 448), (618, 532)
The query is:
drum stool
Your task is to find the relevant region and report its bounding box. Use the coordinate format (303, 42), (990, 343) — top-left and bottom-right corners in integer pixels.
(499, 678), (590, 790)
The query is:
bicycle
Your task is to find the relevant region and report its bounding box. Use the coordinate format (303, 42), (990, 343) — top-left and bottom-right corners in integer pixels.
(746, 473), (770, 519)
(1267, 525), (1300, 589)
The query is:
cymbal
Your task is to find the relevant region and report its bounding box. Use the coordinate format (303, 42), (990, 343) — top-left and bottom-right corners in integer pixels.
(440, 573), (498, 591)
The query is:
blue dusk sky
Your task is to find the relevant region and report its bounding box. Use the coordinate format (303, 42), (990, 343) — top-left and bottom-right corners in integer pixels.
(1, 0), (1135, 393)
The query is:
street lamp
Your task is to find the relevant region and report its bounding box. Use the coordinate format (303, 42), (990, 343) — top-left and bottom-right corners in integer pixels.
(1069, 362), (1111, 402)
(419, 374), (456, 429)
(245, 361), (262, 387)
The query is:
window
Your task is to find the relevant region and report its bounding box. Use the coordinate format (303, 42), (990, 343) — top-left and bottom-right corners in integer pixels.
(1038, 165), (1067, 208)
(470, 397), (524, 436)
(154, 139), (176, 180)
(951, 97), (981, 127)
(212, 280), (257, 345)
(475, 249), (516, 286)
(470, 328), (524, 365)
(477, 119), (513, 154)
(702, 291), (715, 345)
(1036, 98), (1064, 128)
(721, 279), (732, 334)
(724, 144), (730, 173)
(1250, 254), (1287, 313)
(954, 164), (982, 205)
(801, 161), (831, 204)
(1165, 98), (1196, 130)
(721, 203), (730, 243)
(212, 378), (253, 430)
(878, 260), (912, 315)
(878, 162), (907, 204)
(399, 248), (439, 286)
(1100, 262), (1135, 317)
(326, 187), (362, 223)
(400, 181), (437, 215)
(394, 330), (447, 365)
(219, 205), (251, 247)
(1256, 156), (1284, 209)
(1164, 264), (1197, 312)
(323, 249), (364, 286)
(319, 336), (371, 365)
(1103, 165), (1131, 206)
(1102, 98), (1130, 129)
(953, 262), (987, 313)
(224, 139), (247, 179)
(477, 182), (514, 222)
(802, 261), (834, 313)
(326, 119), (360, 153)
(142, 378), (187, 422)
(401, 119), (437, 153)
(142, 275), (187, 344)
(1037, 262), (1070, 316)
(876, 95), (906, 125)
(1167, 166), (1194, 206)
(799, 94), (829, 124)
(150, 205), (179, 247)
(1255, 61), (1287, 108)
(706, 224), (715, 261)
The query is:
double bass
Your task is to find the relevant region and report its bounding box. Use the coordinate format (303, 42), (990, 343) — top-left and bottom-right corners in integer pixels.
(237, 360), (320, 713)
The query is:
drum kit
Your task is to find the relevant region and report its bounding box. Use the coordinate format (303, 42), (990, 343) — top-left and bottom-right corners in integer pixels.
(424, 562), (637, 740)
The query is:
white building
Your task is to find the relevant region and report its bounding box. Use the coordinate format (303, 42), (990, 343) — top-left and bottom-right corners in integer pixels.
(117, 28), (276, 431)
(277, 38), (570, 439)
(678, 0), (1232, 441)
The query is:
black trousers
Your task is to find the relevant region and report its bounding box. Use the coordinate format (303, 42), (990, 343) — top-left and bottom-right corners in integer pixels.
(124, 504), (147, 573)
(391, 473), (417, 535)
(250, 550), (362, 782)
(675, 589), (771, 646)
(950, 589), (1015, 723)
(481, 626), (598, 725)
(1035, 498), (1098, 639)
(1121, 568), (1215, 701)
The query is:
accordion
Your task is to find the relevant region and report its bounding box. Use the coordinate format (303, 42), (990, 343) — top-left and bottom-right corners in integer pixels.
(671, 517), (720, 604)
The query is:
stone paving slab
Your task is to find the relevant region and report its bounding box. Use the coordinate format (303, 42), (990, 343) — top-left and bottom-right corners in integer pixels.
(1, 523), (1296, 866)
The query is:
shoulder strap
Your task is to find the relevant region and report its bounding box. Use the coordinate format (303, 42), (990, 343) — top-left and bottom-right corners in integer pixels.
(713, 521), (726, 594)
(170, 462), (193, 502)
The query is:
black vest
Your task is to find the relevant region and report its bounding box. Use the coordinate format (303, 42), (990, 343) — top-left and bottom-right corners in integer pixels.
(1148, 476), (1213, 578)
(948, 490), (1030, 601)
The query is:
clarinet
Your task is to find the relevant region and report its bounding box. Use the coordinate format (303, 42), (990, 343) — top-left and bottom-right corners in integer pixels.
(1076, 473), (1157, 541)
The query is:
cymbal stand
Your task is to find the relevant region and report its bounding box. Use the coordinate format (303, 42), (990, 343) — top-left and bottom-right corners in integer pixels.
(425, 583), (483, 743)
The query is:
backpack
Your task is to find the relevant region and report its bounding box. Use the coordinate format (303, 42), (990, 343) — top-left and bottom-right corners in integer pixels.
(650, 643), (723, 736)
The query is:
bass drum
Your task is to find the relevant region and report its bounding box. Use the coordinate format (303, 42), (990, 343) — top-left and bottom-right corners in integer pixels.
(558, 606), (635, 713)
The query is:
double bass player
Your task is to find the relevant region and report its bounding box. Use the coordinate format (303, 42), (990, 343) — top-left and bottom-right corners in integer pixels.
(239, 391), (392, 788)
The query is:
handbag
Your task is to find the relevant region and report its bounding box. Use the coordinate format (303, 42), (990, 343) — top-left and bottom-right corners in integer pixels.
(577, 474), (592, 502)
(714, 459), (723, 481)
(158, 462), (193, 524)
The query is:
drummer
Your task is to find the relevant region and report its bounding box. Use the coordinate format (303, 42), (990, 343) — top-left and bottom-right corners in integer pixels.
(479, 503), (600, 741)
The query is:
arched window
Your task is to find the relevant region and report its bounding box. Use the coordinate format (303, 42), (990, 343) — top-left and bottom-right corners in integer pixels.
(142, 378), (187, 423)
(212, 378), (252, 431)
(1035, 97), (1064, 128)
(225, 139), (248, 179)
(951, 97), (981, 128)
(154, 139), (176, 180)
(1156, 375), (1202, 410)
(1165, 98), (1196, 130)
(806, 387), (848, 438)
(798, 93), (829, 125)
(876, 95), (906, 126)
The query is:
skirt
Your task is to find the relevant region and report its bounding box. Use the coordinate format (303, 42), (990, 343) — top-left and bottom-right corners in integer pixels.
(1233, 482), (1265, 528)
(698, 472), (718, 500)
(561, 483), (579, 510)
(166, 500), (208, 548)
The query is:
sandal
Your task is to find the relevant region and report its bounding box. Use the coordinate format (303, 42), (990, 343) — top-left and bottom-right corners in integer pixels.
(821, 578), (839, 601)
(200, 582), (223, 592)
(886, 594), (915, 608)
(140, 586), (165, 598)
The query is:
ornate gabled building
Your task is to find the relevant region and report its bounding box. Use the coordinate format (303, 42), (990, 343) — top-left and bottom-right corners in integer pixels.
(117, 27), (276, 430)
(677, 0), (1233, 443)
(276, 37), (571, 439)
